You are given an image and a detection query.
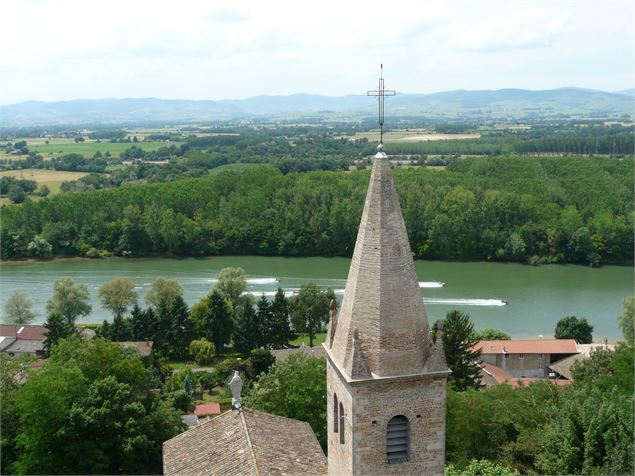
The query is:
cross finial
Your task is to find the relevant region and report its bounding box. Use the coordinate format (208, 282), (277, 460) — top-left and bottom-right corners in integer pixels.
(367, 64), (396, 146)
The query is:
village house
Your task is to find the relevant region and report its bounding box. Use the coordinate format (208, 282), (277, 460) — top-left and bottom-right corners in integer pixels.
(474, 338), (579, 379)
(0, 325), (47, 357)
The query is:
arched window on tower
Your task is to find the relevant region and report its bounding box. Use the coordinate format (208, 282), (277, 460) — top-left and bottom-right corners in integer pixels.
(339, 402), (345, 444)
(333, 393), (339, 433)
(386, 415), (409, 464)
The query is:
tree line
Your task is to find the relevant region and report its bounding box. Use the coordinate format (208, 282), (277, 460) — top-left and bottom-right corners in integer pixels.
(2, 155), (632, 265)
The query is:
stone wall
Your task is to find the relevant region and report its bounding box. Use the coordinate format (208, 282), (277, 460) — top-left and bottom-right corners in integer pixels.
(327, 357), (447, 476)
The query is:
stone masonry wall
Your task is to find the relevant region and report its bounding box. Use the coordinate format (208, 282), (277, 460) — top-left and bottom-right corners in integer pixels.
(327, 357), (447, 476)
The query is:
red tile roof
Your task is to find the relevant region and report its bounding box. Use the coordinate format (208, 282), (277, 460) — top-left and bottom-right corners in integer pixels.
(0, 325), (47, 341)
(477, 361), (573, 389)
(478, 361), (512, 384)
(194, 402), (221, 416)
(473, 339), (578, 355)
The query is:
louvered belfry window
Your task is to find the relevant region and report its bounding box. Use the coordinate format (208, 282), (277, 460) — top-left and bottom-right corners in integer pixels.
(386, 415), (409, 464)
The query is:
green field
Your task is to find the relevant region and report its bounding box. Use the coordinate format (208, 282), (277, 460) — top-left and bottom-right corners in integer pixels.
(29, 139), (173, 158)
(345, 129), (481, 143)
(0, 168), (90, 193)
(0, 168), (92, 205)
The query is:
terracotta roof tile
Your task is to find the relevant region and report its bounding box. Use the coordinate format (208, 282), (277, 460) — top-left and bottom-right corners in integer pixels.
(194, 403), (221, 416)
(477, 361), (512, 384)
(0, 325), (47, 341)
(473, 339), (578, 355)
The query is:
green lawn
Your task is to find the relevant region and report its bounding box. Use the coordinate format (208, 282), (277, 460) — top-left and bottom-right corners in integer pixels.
(290, 332), (327, 347)
(31, 140), (175, 158)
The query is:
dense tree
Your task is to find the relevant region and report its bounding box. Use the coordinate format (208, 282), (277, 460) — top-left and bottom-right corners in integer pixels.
(554, 315), (594, 343)
(42, 312), (74, 356)
(247, 353), (327, 448)
(212, 267), (247, 310)
(45, 277), (92, 325)
(3, 291), (36, 324)
(250, 348), (275, 376)
(0, 354), (32, 474)
(189, 338), (215, 365)
(445, 459), (520, 476)
(130, 305), (156, 341)
(536, 386), (633, 475)
(98, 278), (138, 319)
(166, 296), (194, 359)
(26, 235), (52, 258)
(10, 338), (182, 474)
(201, 291), (234, 353)
(7, 185), (26, 204)
(470, 328), (511, 341)
(145, 278), (184, 309)
(234, 302), (259, 356)
(1, 157), (633, 266)
(446, 382), (559, 471)
(256, 294), (274, 347)
(109, 315), (134, 341)
(618, 296), (634, 345)
(442, 310), (482, 391)
(270, 288), (293, 348)
(290, 283), (335, 347)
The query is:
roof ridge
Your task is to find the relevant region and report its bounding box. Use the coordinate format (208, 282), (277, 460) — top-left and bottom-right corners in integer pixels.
(240, 410), (261, 476)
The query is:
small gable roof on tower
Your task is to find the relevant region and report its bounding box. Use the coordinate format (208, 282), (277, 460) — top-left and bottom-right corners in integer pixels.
(327, 146), (437, 379)
(163, 408), (326, 476)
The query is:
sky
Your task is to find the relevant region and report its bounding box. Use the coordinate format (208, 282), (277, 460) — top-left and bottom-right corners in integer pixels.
(1, 0), (633, 105)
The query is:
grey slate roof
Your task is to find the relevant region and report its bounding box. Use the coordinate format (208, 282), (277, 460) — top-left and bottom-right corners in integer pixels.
(2, 339), (44, 355)
(163, 408), (326, 476)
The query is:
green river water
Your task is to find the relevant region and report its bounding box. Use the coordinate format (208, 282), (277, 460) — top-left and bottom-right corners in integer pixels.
(1, 256), (632, 341)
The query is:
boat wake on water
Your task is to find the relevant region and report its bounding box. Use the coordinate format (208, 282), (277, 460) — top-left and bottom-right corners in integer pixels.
(419, 281), (445, 288)
(423, 298), (508, 307)
(242, 288), (506, 306)
(246, 278), (279, 285)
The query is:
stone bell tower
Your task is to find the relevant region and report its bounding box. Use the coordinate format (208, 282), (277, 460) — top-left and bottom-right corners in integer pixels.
(323, 135), (450, 474)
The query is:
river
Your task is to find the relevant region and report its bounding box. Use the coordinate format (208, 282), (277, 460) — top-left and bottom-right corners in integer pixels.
(1, 256), (632, 341)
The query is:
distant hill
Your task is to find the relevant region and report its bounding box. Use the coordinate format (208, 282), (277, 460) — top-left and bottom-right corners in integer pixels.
(1, 88), (632, 126)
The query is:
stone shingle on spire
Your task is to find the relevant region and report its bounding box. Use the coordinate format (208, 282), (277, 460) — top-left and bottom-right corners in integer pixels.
(329, 146), (432, 379)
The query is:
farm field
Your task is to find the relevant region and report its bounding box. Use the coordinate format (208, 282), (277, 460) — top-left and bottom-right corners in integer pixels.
(28, 139), (172, 158)
(0, 168), (89, 196)
(344, 129), (481, 142)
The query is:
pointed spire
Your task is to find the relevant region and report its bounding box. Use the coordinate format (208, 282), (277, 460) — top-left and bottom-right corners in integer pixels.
(349, 328), (372, 379)
(330, 146), (431, 378)
(425, 321), (449, 373)
(328, 299), (338, 348)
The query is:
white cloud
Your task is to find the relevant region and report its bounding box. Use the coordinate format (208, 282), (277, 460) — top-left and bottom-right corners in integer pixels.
(0, 0), (632, 103)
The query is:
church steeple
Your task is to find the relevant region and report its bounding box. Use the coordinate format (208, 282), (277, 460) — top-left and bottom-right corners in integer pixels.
(324, 66), (449, 476)
(329, 144), (431, 378)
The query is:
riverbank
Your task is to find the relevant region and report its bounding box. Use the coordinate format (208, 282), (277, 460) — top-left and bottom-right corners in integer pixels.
(1, 256), (631, 340)
(2, 253), (633, 268)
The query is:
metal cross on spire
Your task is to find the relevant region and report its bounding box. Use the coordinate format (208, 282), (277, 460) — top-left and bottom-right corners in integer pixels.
(367, 64), (396, 146)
